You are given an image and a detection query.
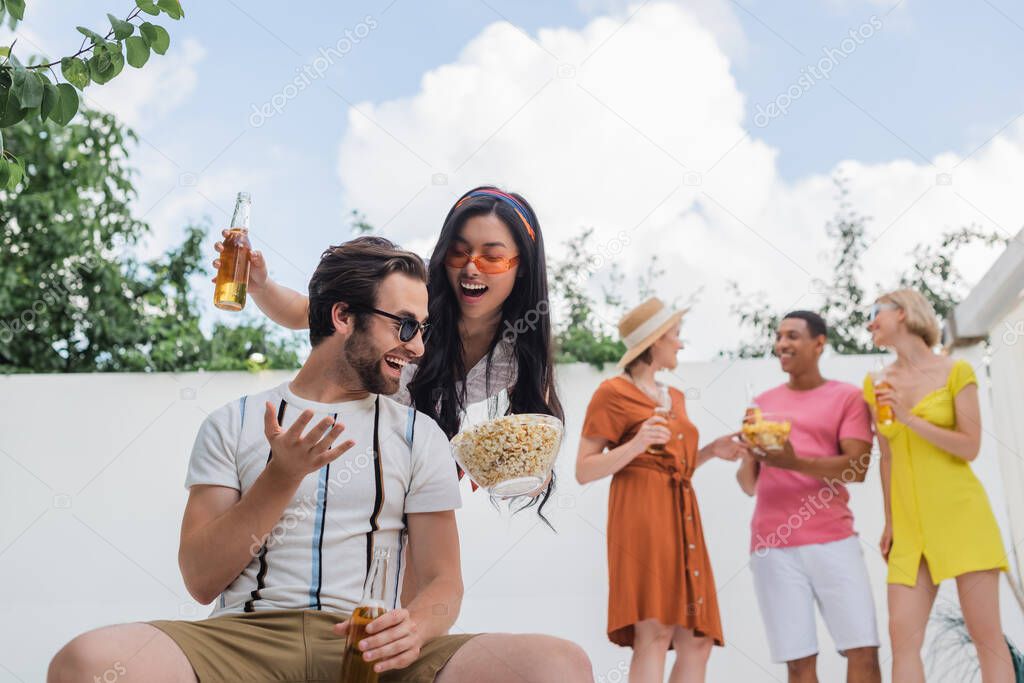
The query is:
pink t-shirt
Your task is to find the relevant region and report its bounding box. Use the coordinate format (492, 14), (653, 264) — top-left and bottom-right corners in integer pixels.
(749, 380), (873, 553)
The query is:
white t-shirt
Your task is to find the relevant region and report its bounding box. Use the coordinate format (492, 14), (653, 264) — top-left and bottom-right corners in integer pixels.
(186, 381), (462, 616)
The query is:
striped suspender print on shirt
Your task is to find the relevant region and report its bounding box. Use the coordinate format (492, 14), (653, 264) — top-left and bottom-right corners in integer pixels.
(309, 412), (337, 610)
(392, 406), (417, 608)
(365, 395), (385, 573)
(243, 398), (287, 613)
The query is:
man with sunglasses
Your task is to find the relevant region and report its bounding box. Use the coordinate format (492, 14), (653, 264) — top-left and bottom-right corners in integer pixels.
(49, 237), (592, 682)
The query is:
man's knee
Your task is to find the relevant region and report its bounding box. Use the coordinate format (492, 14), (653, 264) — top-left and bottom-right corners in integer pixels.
(786, 654), (816, 674)
(845, 646), (878, 661)
(561, 640), (592, 674)
(534, 636), (591, 676)
(48, 623), (193, 683)
(844, 646), (879, 669)
(446, 633), (591, 683)
(49, 630), (121, 683)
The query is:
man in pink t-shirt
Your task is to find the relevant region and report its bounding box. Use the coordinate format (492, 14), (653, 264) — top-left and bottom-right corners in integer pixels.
(736, 311), (881, 683)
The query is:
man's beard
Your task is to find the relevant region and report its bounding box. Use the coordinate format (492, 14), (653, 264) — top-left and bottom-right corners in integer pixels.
(344, 330), (400, 395)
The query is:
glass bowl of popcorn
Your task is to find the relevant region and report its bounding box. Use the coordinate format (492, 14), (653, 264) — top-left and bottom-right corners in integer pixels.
(451, 414), (564, 498)
(741, 412), (792, 452)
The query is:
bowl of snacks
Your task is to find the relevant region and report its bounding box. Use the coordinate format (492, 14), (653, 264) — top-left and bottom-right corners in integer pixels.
(451, 414), (564, 498)
(741, 412), (792, 452)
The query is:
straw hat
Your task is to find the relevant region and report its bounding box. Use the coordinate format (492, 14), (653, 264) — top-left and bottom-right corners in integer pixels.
(617, 297), (689, 369)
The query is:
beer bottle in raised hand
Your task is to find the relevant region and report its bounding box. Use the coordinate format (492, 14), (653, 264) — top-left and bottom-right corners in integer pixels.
(214, 192), (252, 311)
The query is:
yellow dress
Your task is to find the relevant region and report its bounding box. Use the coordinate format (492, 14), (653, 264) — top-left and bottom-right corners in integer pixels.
(863, 360), (1007, 586)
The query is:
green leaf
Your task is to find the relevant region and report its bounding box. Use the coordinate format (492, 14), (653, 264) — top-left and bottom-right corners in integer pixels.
(88, 44), (124, 85)
(0, 159), (10, 189)
(0, 46), (10, 58)
(106, 43), (125, 79)
(51, 83), (79, 125)
(5, 0), (25, 21)
(60, 57), (90, 89)
(88, 54), (109, 85)
(157, 0), (184, 20)
(0, 85), (24, 127)
(107, 13), (134, 40)
(76, 26), (106, 45)
(40, 81), (58, 120)
(94, 46), (113, 72)
(136, 0), (160, 15)
(125, 36), (150, 68)
(140, 22), (170, 54)
(34, 71), (53, 118)
(6, 154), (23, 189)
(11, 66), (41, 108)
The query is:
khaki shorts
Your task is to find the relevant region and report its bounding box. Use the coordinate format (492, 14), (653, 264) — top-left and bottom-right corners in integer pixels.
(150, 609), (477, 683)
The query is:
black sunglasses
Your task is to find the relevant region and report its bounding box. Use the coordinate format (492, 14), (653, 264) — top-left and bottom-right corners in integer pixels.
(358, 307), (431, 343)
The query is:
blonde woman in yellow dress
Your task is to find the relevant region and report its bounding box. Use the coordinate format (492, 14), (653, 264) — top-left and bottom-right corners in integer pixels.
(864, 288), (1013, 683)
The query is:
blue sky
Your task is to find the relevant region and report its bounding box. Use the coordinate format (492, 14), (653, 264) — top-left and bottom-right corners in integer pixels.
(121, 0), (1024, 182)
(738, 0), (1024, 178)
(10, 0), (1024, 357)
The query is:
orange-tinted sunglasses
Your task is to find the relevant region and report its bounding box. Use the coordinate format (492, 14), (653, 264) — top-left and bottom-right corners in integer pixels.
(444, 246), (520, 274)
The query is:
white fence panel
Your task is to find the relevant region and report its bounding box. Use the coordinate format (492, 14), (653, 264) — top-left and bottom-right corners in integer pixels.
(1, 355), (1020, 681)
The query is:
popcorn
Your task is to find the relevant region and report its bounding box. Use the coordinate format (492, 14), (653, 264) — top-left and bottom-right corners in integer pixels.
(741, 415), (791, 451)
(451, 414), (563, 489)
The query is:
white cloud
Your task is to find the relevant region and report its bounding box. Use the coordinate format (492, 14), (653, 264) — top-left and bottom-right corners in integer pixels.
(336, 1), (1020, 358)
(576, 0), (748, 60)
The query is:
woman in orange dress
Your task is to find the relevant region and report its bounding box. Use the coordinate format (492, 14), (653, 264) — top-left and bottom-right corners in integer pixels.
(576, 298), (744, 683)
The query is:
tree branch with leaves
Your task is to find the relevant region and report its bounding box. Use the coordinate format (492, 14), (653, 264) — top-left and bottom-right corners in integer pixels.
(0, 0), (184, 190)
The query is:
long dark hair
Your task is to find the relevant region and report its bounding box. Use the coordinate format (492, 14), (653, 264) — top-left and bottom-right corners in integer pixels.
(408, 186), (564, 524)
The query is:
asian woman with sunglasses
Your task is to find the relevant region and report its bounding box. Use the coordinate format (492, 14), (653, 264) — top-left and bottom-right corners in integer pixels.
(211, 186), (563, 521)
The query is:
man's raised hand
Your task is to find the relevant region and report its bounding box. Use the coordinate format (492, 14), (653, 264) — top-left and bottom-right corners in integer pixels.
(263, 402), (355, 484)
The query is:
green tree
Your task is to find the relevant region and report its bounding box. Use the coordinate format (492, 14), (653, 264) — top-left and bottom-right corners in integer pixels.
(0, 105), (300, 373)
(725, 176), (1008, 356)
(899, 225), (1008, 322)
(548, 228), (689, 367)
(0, 0), (185, 188)
(349, 209), (375, 235)
(817, 178), (873, 353)
(724, 280), (783, 359)
(550, 228), (625, 366)
(637, 254), (667, 301)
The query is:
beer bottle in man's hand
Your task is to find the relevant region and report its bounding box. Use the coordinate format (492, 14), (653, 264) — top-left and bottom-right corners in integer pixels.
(214, 192), (252, 311)
(339, 547), (391, 683)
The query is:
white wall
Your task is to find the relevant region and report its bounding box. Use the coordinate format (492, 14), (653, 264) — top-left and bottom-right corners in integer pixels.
(1, 356), (1021, 682)
(986, 298), (1024, 605)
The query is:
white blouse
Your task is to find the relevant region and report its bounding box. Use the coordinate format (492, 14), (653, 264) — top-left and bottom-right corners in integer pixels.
(392, 339), (518, 423)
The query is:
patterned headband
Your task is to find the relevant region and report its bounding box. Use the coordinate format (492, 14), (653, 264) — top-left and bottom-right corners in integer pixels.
(453, 189), (536, 242)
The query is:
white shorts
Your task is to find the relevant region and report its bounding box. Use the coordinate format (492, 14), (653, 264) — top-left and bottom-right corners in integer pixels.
(750, 535), (880, 663)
